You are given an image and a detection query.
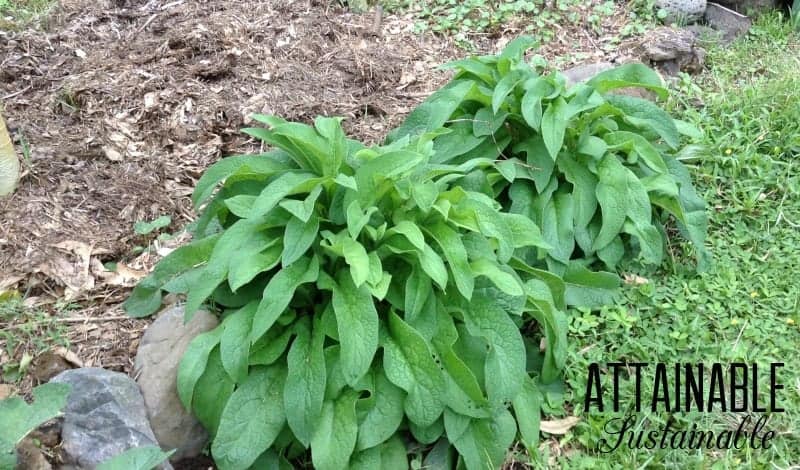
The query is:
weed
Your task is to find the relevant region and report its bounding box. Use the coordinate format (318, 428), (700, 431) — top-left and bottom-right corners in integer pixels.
(0, 297), (70, 383)
(0, 0), (56, 29)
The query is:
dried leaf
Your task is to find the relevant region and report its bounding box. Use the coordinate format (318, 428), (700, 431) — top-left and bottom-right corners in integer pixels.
(623, 273), (649, 285)
(54, 347), (84, 368)
(540, 416), (580, 435)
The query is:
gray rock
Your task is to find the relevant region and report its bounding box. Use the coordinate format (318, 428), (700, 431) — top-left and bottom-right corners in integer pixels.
(705, 2), (752, 44)
(134, 305), (218, 462)
(563, 61), (615, 87)
(50, 368), (172, 470)
(655, 0), (707, 24)
(634, 27), (706, 76)
(712, 0), (777, 13)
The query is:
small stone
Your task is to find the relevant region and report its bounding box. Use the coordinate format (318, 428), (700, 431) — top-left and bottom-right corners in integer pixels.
(16, 438), (52, 470)
(633, 27), (706, 76)
(50, 368), (172, 470)
(563, 61), (615, 87)
(30, 352), (74, 383)
(134, 305), (219, 462)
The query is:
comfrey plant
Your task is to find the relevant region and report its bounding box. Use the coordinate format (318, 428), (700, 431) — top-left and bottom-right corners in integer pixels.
(388, 37), (709, 273)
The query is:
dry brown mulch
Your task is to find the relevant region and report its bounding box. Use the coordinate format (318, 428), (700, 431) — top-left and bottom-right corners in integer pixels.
(0, 0), (633, 382)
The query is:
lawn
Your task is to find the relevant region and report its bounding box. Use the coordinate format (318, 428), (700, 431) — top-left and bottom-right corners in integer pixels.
(553, 14), (800, 469)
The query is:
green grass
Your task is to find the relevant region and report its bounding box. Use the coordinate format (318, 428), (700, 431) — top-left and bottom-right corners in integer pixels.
(0, 295), (70, 383)
(542, 14), (800, 469)
(0, 0), (56, 29)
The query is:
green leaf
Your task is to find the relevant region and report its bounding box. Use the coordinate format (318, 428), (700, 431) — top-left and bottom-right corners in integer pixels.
(603, 131), (668, 173)
(542, 191), (575, 264)
(469, 259), (523, 296)
(332, 273), (379, 386)
(557, 154), (598, 254)
(492, 71), (522, 113)
(249, 325), (295, 366)
(386, 221), (426, 251)
(418, 244), (449, 290)
(350, 446), (381, 470)
(404, 266), (432, 322)
(541, 97), (568, 159)
(444, 409), (517, 470)
(0, 382), (70, 452)
(133, 215), (171, 235)
(212, 365), (287, 470)
(473, 107), (508, 136)
(383, 312), (446, 427)
(512, 376), (541, 455)
(593, 154), (647, 251)
(586, 62), (668, 100)
(284, 320), (326, 446)
(279, 186), (322, 222)
(441, 58), (495, 84)
(499, 35), (538, 61)
(282, 213), (320, 266)
(96, 446), (174, 470)
(461, 294), (526, 405)
(220, 302), (257, 384)
(228, 243), (282, 293)
(388, 80), (476, 141)
(248, 171), (318, 218)
(340, 238), (370, 287)
(124, 235), (220, 317)
(563, 262), (619, 308)
(356, 368), (405, 451)
(250, 255), (319, 343)
(185, 218), (267, 318)
(177, 327), (223, 409)
(192, 153), (290, 208)
(521, 87), (544, 132)
(311, 391), (359, 470)
(192, 348), (234, 435)
(606, 94), (680, 149)
(501, 215), (548, 255)
(425, 222), (473, 300)
(346, 200), (378, 239)
(514, 135), (553, 193)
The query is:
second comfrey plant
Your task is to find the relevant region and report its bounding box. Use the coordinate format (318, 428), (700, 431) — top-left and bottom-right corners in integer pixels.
(389, 37), (710, 273)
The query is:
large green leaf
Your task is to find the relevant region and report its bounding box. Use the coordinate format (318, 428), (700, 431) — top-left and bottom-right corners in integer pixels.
(250, 255), (319, 342)
(332, 273), (379, 386)
(425, 222), (474, 300)
(444, 409), (517, 470)
(586, 62), (668, 100)
(311, 391), (359, 470)
(355, 368), (406, 451)
(96, 446), (174, 470)
(461, 294), (526, 405)
(177, 328), (223, 409)
(606, 94), (680, 149)
(212, 365), (287, 470)
(0, 382), (70, 455)
(383, 312), (446, 427)
(284, 319), (326, 446)
(541, 97), (569, 159)
(282, 213), (319, 266)
(220, 301), (257, 383)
